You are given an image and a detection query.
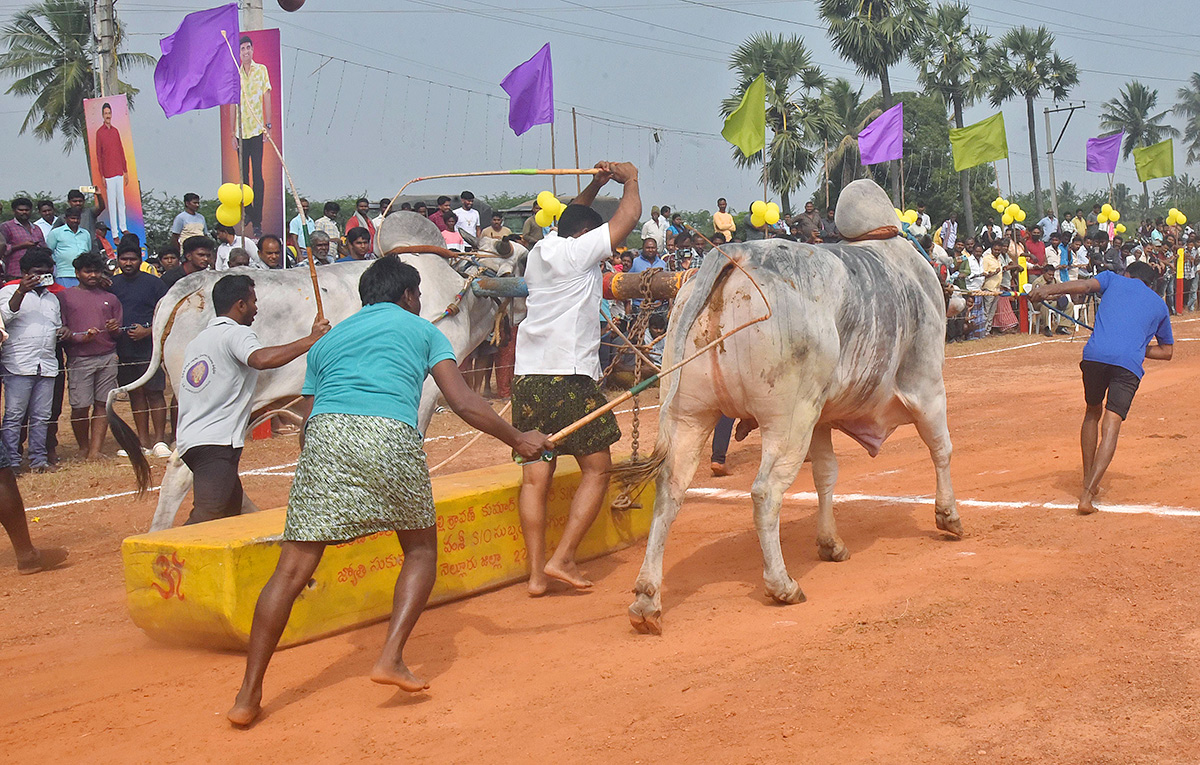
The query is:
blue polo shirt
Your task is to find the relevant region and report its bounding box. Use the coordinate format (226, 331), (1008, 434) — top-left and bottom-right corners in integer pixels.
(302, 302), (456, 429)
(1082, 270), (1173, 378)
(45, 225), (92, 278)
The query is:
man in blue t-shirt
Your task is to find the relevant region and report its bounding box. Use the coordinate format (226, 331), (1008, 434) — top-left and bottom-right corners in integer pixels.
(1027, 261), (1174, 515)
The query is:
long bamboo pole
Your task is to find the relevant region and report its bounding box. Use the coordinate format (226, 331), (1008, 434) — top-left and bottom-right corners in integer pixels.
(383, 168), (601, 218)
(572, 108), (582, 195)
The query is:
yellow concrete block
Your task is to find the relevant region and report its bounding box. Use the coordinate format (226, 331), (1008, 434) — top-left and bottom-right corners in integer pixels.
(122, 458), (654, 650)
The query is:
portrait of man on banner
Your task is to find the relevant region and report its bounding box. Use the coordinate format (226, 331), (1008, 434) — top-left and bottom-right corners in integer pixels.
(83, 95), (147, 250)
(219, 28), (284, 239)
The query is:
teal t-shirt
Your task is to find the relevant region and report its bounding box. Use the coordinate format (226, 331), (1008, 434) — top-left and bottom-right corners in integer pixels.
(302, 302), (457, 429)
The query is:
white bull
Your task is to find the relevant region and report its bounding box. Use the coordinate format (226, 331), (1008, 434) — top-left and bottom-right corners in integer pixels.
(109, 212), (519, 531)
(626, 180), (963, 635)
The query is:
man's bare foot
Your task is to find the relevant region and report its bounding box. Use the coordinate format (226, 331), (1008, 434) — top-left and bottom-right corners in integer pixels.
(17, 547), (68, 575)
(369, 660), (429, 692)
(227, 689), (262, 727)
(1077, 492), (1099, 515)
(527, 572), (548, 597)
(544, 560), (593, 590)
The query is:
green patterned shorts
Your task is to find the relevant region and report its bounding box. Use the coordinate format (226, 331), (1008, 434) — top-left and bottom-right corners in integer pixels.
(283, 413), (436, 542)
(511, 374), (621, 457)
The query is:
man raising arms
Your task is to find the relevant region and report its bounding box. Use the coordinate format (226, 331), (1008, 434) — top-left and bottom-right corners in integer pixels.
(513, 160), (640, 595)
(1027, 261), (1173, 515)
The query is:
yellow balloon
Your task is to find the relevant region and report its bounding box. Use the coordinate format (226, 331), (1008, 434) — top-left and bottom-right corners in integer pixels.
(1108, 209), (1120, 222)
(1101, 203), (1113, 215)
(1167, 213), (1179, 226)
(1015, 209), (1026, 223)
(895, 207), (904, 219)
(1170, 207), (1180, 217)
(903, 211), (917, 224)
(536, 191), (557, 210)
(534, 208), (553, 228)
(1179, 213), (1188, 225)
(766, 202), (780, 217)
(217, 183), (241, 206)
(1004, 203), (1018, 216)
(215, 202), (242, 226)
(1001, 212), (1014, 226)
(553, 201), (567, 218)
(752, 200), (767, 215)
(1097, 212), (1109, 224)
(1115, 223), (1127, 233)
(751, 211), (767, 228)
(239, 184), (254, 207)
(764, 208), (781, 225)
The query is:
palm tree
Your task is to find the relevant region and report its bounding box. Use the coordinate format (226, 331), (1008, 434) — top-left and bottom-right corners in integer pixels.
(818, 0), (931, 201)
(1174, 73), (1200, 164)
(910, 2), (988, 237)
(821, 79), (879, 204)
(0, 0), (153, 153)
(721, 33), (838, 214)
(1100, 80), (1180, 203)
(986, 26), (1078, 215)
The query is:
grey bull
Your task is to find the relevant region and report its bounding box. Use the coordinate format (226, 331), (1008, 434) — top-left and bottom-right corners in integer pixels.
(627, 180), (963, 635)
(109, 212), (518, 531)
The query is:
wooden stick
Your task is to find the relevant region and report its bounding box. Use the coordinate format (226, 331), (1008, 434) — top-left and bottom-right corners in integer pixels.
(572, 108), (582, 195)
(383, 168), (602, 218)
(550, 121), (558, 195)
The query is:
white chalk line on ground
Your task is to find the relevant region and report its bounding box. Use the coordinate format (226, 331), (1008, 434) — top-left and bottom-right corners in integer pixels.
(685, 487), (1200, 518)
(25, 404), (663, 515)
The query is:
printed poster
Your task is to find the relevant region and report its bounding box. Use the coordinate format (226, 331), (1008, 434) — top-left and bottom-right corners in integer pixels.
(83, 95), (146, 251)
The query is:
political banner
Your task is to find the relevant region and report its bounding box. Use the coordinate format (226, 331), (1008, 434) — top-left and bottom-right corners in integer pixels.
(219, 28), (284, 238)
(83, 95), (146, 252)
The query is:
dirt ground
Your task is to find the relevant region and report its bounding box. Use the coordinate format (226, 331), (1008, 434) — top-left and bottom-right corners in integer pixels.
(2, 321), (1199, 764)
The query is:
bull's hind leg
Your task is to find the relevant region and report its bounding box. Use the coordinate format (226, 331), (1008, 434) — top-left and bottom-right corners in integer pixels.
(809, 425), (849, 562)
(910, 390), (962, 537)
(148, 452), (194, 532)
(630, 410), (719, 635)
(751, 413), (819, 604)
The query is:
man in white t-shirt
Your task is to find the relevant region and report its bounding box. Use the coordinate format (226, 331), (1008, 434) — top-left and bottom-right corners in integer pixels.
(453, 190), (481, 239)
(512, 160), (641, 596)
(170, 192), (208, 248)
(214, 225), (259, 270)
(640, 206), (667, 250)
(175, 274), (329, 525)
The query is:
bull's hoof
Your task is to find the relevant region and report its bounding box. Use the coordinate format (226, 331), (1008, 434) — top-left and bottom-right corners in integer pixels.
(628, 598), (662, 635)
(767, 578), (806, 605)
(936, 511), (964, 537)
(818, 541), (851, 562)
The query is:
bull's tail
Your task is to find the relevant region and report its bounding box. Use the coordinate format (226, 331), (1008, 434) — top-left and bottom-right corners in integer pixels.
(107, 287), (197, 495)
(609, 252), (747, 499)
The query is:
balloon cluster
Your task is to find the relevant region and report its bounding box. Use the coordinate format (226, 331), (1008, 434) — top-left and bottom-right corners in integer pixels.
(894, 207), (919, 225)
(990, 196), (1026, 226)
(534, 191), (566, 228)
(1097, 203), (1125, 234)
(216, 183), (255, 226)
(750, 201), (780, 228)
(1167, 207), (1189, 227)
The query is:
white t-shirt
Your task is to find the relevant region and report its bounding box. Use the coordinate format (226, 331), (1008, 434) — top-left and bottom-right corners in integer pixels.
(453, 206), (480, 237)
(175, 316), (263, 454)
(515, 224), (611, 380)
(640, 217), (667, 249)
(215, 237), (259, 270)
(171, 211), (208, 241)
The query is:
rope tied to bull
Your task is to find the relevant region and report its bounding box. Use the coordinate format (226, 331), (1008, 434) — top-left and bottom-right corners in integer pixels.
(843, 225), (900, 242)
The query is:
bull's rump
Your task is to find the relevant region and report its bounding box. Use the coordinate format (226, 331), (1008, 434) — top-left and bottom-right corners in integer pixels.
(665, 239), (945, 451)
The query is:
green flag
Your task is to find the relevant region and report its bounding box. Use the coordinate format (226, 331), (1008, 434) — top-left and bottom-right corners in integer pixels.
(949, 112), (1008, 172)
(1133, 138), (1174, 182)
(722, 73), (766, 158)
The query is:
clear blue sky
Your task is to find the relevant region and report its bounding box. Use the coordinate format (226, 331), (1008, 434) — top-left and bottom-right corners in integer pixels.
(0, 0), (1196, 214)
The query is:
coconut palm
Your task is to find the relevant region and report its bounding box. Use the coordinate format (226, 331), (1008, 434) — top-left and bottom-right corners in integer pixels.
(818, 0), (931, 201)
(986, 26), (1078, 215)
(910, 2), (989, 236)
(1100, 80), (1180, 203)
(721, 33), (838, 214)
(1174, 73), (1200, 165)
(0, 0), (154, 153)
(821, 79), (880, 203)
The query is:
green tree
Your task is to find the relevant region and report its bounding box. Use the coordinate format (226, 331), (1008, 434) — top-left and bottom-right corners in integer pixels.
(818, 0), (930, 201)
(985, 26), (1078, 216)
(910, 1), (989, 237)
(1173, 73), (1200, 165)
(720, 33), (837, 214)
(821, 78), (879, 206)
(0, 0), (153, 154)
(1100, 80), (1180, 204)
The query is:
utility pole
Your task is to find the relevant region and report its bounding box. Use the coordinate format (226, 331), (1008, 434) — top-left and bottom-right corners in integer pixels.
(94, 0), (118, 97)
(243, 0), (264, 31)
(1044, 102), (1085, 229)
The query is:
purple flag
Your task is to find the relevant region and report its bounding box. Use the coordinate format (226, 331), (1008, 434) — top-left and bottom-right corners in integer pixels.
(154, 3), (240, 118)
(501, 44), (554, 136)
(858, 102), (904, 165)
(1087, 131), (1123, 173)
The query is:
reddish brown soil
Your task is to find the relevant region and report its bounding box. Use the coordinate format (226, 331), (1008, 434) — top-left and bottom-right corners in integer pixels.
(2, 322), (1199, 763)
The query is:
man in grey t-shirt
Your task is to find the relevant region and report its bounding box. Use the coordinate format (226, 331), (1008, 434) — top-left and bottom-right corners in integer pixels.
(174, 274), (329, 525)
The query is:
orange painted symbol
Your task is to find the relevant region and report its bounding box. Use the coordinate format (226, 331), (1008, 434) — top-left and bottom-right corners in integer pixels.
(150, 552), (186, 600)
